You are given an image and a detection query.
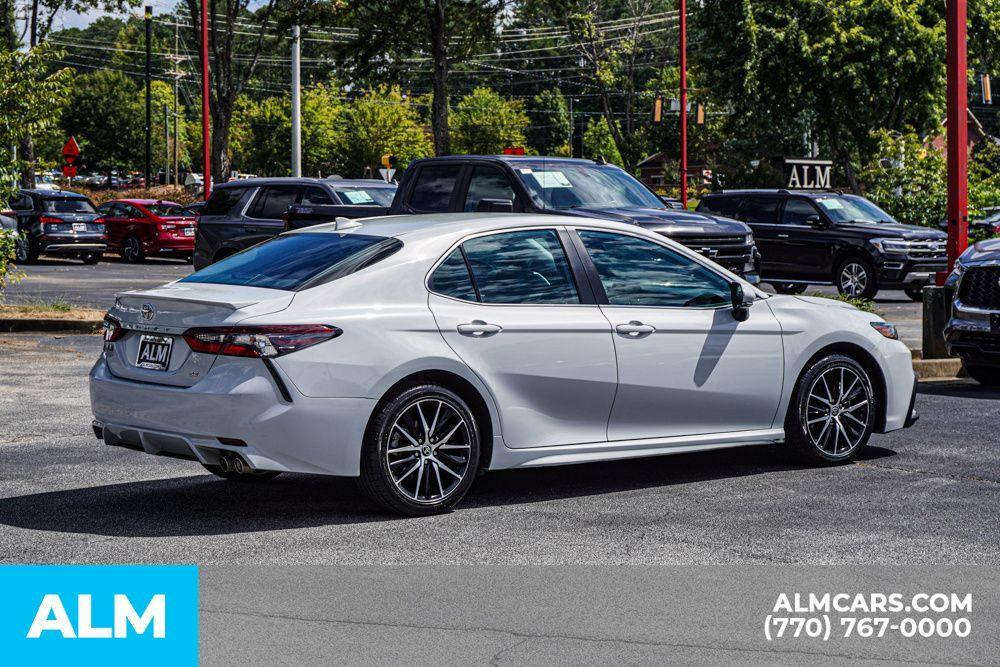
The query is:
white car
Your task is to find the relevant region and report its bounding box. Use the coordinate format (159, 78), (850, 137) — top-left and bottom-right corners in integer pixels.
(90, 214), (918, 515)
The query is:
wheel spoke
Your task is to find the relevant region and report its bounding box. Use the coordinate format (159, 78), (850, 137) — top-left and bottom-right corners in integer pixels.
(386, 397), (471, 504)
(844, 399), (869, 413)
(415, 402), (431, 441)
(393, 423), (420, 447)
(432, 461), (444, 498)
(841, 411), (866, 429)
(433, 422), (463, 450)
(396, 460), (420, 483)
(387, 444), (420, 455)
(414, 460), (425, 499)
(431, 456), (463, 479)
(428, 401), (442, 440)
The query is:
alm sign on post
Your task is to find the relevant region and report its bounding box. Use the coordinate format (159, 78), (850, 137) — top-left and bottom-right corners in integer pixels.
(784, 158), (833, 190)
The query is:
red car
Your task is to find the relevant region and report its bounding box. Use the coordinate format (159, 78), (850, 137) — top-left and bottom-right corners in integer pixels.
(97, 199), (198, 263)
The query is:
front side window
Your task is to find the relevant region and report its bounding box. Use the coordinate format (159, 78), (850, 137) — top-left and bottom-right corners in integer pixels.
(301, 187), (334, 206)
(462, 230), (580, 304)
(428, 248), (478, 301)
(578, 230), (731, 308)
(409, 164), (461, 212)
(249, 185), (299, 219)
(463, 166), (516, 211)
(43, 198), (96, 214)
(781, 198), (820, 225)
(181, 233), (400, 291)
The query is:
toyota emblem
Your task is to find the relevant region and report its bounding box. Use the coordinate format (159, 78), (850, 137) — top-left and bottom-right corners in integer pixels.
(140, 303), (156, 322)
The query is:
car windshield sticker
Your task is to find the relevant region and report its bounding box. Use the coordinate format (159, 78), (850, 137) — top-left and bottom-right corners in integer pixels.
(533, 171), (573, 188)
(341, 190), (375, 204)
(817, 198), (844, 210)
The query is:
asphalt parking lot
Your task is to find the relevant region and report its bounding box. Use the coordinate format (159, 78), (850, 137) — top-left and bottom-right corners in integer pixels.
(1, 332), (997, 566)
(3, 256), (927, 346)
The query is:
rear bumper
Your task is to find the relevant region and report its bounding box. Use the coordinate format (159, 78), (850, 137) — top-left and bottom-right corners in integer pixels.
(148, 236), (196, 253)
(39, 237), (107, 254)
(89, 357), (374, 476)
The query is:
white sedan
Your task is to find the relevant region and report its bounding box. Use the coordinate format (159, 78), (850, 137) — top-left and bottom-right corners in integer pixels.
(90, 214), (918, 515)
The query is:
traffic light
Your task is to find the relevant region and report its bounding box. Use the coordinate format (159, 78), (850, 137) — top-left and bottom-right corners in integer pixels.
(696, 103), (705, 125)
(381, 154), (391, 169)
(983, 73), (992, 105)
(652, 94), (663, 124)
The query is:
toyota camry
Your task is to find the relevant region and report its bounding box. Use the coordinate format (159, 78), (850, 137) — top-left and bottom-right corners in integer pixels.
(90, 214), (918, 515)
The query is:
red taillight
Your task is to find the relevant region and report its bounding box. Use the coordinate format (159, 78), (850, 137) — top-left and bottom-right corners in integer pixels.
(102, 315), (125, 342)
(159, 223), (177, 231)
(39, 216), (62, 224)
(93, 217), (106, 225)
(182, 325), (341, 358)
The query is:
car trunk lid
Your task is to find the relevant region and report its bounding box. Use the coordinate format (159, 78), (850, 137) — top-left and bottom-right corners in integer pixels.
(105, 282), (293, 387)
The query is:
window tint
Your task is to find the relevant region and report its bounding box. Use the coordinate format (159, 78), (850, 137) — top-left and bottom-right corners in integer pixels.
(249, 185), (299, 219)
(409, 165), (461, 212)
(203, 187), (246, 216)
(181, 233), (400, 291)
(10, 194), (32, 211)
(739, 197), (779, 224)
(429, 248), (477, 301)
(578, 231), (731, 308)
(462, 230), (579, 304)
(146, 203), (197, 217)
(301, 186), (333, 206)
(463, 166), (516, 212)
(43, 198), (96, 213)
(782, 198), (819, 225)
(333, 187), (396, 207)
(699, 195), (740, 217)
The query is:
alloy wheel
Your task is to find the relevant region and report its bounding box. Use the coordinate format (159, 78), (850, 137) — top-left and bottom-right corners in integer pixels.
(802, 364), (872, 458)
(124, 237), (142, 263)
(839, 262), (868, 298)
(385, 398), (473, 504)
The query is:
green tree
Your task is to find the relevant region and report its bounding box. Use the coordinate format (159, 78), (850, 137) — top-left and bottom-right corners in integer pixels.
(61, 70), (144, 177)
(526, 88), (571, 156)
(231, 95), (291, 177)
(450, 87), (530, 155)
(336, 86), (432, 177)
(582, 116), (623, 165)
(858, 130), (945, 227)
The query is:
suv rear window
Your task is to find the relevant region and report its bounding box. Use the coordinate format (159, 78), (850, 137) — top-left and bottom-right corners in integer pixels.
(181, 233), (402, 291)
(409, 165), (461, 212)
(698, 195), (740, 217)
(203, 187), (247, 216)
(43, 198), (95, 213)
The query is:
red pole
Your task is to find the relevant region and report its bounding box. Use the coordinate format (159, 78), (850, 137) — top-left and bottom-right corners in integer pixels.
(678, 0), (688, 209)
(200, 0), (212, 200)
(941, 0), (968, 281)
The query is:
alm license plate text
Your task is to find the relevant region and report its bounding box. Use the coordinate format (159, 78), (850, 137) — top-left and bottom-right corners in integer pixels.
(136, 335), (173, 370)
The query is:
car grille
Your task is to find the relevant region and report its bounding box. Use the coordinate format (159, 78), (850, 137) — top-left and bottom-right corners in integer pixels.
(958, 266), (1000, 310)
(667, 233), (753, 274)
(949, 331), (1000, 354)
(906, 240), (947, 259)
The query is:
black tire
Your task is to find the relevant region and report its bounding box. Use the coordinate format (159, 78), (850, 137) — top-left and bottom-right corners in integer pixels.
(784, 354), (875, 465)
(772, 282), (808, 295)
(121, 236), (145, 263)
(903, 287), (924, 302)
(200, 462), (281, 481)
(359, 384), (481, 516)
(81, 252), (102, 264)
(16, 237), (38, 264)
(835, 257), (878, 300)
(965, 364), (1000, 387)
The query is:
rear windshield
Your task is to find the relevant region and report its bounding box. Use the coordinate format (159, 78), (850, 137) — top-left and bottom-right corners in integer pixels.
(333, 186), (396, 207)
(43, 198), (96, 213)
(146, 203), (196, 217)
(180, 233), (402, 291)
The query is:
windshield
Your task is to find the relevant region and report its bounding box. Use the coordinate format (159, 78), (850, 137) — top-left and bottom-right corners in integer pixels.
(181, 232), (400, 291)
(513, 161), (664, 211)
(333, 186), (396, 207)
(146, 203), (196, 217)
(816, 196), (895, 224)
(43, 198), (96, 214)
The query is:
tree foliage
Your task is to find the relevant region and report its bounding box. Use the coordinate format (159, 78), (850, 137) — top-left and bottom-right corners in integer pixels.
(450, 87), (530, 155)
(336, 86), (432, 177)
(526, 88), (571, 156)
(60, 70), (144, 175)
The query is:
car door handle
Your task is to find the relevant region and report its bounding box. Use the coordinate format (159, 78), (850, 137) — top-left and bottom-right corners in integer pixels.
(615, 321), (656, 337)
(777, 233), (790, 238)
(457, 320), (502, 337)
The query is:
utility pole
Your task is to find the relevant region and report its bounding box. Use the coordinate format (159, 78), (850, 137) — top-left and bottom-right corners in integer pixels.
(144, 5), (153, 189)
(173, 23), (180, 186)
(567, 96), (574, 157)
(942, 0), (968, 279)
(291, 24), (302, 177)
(164, 104), (170, 185)
(200, 0), (211, 199)
(678, 0), (688, 209)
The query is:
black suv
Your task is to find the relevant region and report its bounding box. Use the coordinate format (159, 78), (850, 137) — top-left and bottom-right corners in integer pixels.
(697, 190), (947, 300)
(7, 189), (107, 264)
(193, 177), (396, 269)
(389, 157), (760, 281)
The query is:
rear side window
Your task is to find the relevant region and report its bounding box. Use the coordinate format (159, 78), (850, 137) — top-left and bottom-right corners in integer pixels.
(181, 233), (401, 291)
(462, 230), (580, 304)
(203, 187), (247, 216)
(699, 196), (740, 217)
(249, 185), (299, 219)
(409, 165), (461, 212)
(463, 166), (517, 212)
(301, 186), (333, 206)
(429, 248), (478, 301)
(740, 197), (779, 224)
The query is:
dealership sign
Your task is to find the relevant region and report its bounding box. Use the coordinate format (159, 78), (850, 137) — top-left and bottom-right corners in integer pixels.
(784, 158), (833, 190)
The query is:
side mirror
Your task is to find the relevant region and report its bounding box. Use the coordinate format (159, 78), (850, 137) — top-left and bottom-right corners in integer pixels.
(476, 198), (514, 213)
(730, 282), (752, 322)
(805, 214), (828, 229)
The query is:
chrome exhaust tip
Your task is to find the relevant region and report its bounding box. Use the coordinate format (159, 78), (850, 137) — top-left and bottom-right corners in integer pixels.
(232, 456), (246, 474)
(217, 456), (230, 473)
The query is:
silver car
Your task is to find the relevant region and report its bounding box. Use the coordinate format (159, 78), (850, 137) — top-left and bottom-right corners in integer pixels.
(91, 214), (918, 515)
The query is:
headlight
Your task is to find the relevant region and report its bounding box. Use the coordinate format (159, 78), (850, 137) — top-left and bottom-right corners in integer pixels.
(870, 322), (899, 340)
(870, 237), (909, 254)
(745, 231), (754, 246)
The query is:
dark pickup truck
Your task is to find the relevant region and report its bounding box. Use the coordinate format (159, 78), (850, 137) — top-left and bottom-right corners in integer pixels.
(285, 156), (760, 281)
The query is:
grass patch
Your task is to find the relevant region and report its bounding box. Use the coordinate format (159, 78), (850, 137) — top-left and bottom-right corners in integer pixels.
(0, 300), (103, 320)
(808, 291), (880, 315)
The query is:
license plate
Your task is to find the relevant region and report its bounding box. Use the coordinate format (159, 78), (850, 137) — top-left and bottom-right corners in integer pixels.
(183, 227), (195, 236)
(72, 222), (87, 232)
(992, 314), (1000, 333)
(136, 334), (173, 371)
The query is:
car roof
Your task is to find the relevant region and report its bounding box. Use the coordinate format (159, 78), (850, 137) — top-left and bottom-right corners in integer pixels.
(324, 178), (395, 186)
(413, 155), (608, 166)
(215, 177), (327, 188)
(21, 189), (89, 199)
(709, 189), (844, 197)
(285, 212), (640, 242)
(112, 199), (182, 206)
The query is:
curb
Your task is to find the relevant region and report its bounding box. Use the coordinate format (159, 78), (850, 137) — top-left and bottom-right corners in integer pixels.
(911, 356), (964, 381)
(0, 318), (102, 333)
